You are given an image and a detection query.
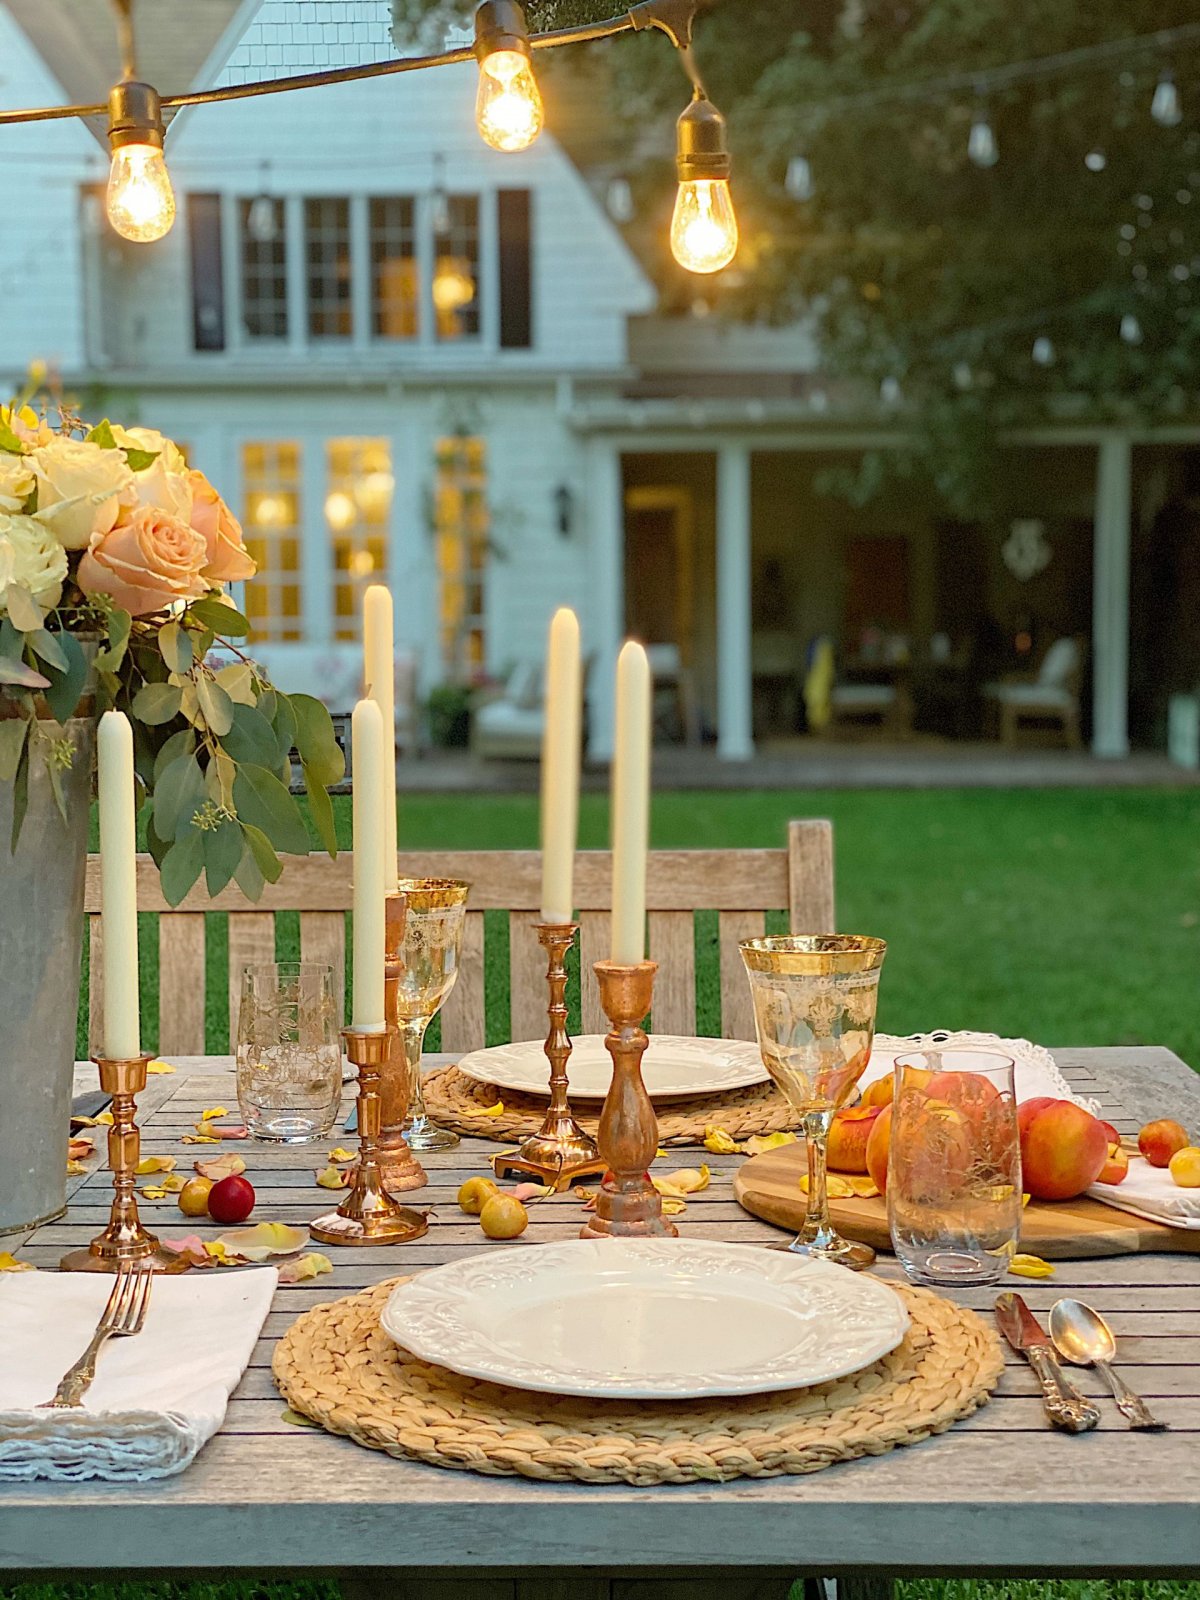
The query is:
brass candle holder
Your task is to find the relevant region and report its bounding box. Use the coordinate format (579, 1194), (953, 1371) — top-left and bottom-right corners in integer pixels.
(494, 922), (606, 1192)
(60, 1054), (181, 1273)
(310, 1027), (429, 1247)
(580, 960), (678, 1240)
(376, 893), (427, 1193)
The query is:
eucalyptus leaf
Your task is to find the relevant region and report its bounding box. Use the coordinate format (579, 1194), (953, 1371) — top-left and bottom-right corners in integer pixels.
(222, 702), (277, 768)
(0, 717), (29, 783)
(196, 676), (234, 737)
(158, 621), (193, 676)
(241, 820), (284, 884)
(161, 829), (204, 907)
(234, 839), (266, 901)
(188, 596), (250, 638)
(303, 760), (338, 858)
(154, 751), (207, 841)
(153, 727), (195, 784)
(233, 764), (311, 856)
(123, 447), (160, 473)
(291, 693), (345, 788)
(86, 419), (117, 449)
(132, 682), (183, 725)
(10, 734), (29, 851)
(93, 609), (131, 673)
(146, 805), (172, 870)
(0, 421), (26, 455)
(270, 691), (298, 769)
(27, 628), (67, 673)
(0, 654), (49, 689)
(5, 585), (42, 632)
(203, 819), (243, 896)
(42, 631), (88, 724)
(215, 661), (256, 706)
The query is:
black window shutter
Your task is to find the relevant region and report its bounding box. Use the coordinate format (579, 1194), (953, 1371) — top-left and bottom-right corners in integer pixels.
(189, 193), (226, 352)
(497, 188), (532, 350)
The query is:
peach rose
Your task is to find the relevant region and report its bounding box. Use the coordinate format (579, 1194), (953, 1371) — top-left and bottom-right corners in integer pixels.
(188, 469), (255, 584)
(77, 505), (208, 616)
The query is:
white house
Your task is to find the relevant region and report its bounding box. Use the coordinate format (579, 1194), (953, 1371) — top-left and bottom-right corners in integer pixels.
(1, 0), (1196, 760)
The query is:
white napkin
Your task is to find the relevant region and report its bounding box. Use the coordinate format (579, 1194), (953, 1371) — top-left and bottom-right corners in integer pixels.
(0, 1267), (277, 1481)
(863, 1031), (1082, 1105)
(1088, 1158), (1200, 1229)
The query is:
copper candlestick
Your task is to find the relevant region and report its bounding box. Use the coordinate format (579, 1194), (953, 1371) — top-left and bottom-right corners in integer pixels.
(580, 960), (678, 1240)
(310, 1028), (429, 1247)
(494, 923), (606, 1192)
(376, 893), (427, 1193)
(60, 1055), (181, 1273)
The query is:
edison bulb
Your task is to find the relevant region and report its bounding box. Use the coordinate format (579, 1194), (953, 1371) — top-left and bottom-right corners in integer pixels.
(107, 143), (176, 242)
(476, 49), (544, 152)
(670, 179), (738, 275)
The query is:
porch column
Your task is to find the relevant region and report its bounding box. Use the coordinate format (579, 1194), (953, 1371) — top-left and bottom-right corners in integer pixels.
(585, 440), (624, 763)
(1092, 433), (1133, 758)
(716, 443), (754, 762)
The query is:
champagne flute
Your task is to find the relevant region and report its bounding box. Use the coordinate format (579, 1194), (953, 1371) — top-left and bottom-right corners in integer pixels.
(393, 877), (470, 1152)
(740, 935), (887, 1270)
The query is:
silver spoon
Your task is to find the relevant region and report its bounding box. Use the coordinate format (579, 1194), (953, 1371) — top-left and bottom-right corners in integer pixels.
(1049, 1298), (1167, 1431)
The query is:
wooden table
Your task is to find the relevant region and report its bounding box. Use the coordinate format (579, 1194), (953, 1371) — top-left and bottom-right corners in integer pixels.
(2, 1047), (1199, 1597)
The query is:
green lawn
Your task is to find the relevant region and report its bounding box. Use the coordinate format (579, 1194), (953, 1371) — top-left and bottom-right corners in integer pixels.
(91, 787), (1200, 1068)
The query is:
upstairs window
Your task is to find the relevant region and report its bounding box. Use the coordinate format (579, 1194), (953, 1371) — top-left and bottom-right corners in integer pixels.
(240, 198), (288, 340)
(305, 197), (352, 339)
(370, 197), (418, 339)
(433, 196), (481, 342)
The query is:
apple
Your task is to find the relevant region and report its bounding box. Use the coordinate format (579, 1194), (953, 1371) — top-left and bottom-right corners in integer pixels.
(1138, 1119), (1190, 1169)
(828, 1105), (882, 1173)
(1020, 1101), (1109, 1201)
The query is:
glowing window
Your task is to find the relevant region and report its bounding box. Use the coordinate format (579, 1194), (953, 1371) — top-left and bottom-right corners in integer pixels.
(434, 435), (488, 675)
(328, 438), (393, 641)
(242, 441), (302, 643)
(370, 197), (418, 340)
(433, 196), (480, 342)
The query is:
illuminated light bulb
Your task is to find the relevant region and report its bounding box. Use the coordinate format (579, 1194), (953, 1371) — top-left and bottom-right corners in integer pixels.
(672, 95), (738, 276)
(473, 3), (543, 153)
(671, 179), (738, 275)
(1152, 73), (1182, 129)
(106, 82), (175, 243)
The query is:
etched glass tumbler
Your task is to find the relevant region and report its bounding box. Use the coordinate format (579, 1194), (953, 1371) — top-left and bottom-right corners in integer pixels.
(236, 962), (341, 1142)
(740, 935), (887, 1270)
(394, 877), (470, 1152)
(887, 1048), (1021, 1287)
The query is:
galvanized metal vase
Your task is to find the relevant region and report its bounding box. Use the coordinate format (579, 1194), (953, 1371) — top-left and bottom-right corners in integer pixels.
(0, 715), (96, 1234)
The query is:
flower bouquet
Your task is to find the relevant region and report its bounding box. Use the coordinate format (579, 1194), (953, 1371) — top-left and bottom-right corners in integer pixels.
(0, 402), (343, 901)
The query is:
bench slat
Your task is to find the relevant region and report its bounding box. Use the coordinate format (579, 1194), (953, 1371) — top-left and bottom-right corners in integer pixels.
(718, 910), (765, 1041)
(578, 911), (612, 1035)
(440, 910), (485, 1054)
(158, 915), (206, 1055)
(227, 914), (277, 1046)
(649, 911), (696, 1035)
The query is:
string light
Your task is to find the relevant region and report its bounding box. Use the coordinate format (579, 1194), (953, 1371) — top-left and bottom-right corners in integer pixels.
(106, 81), (175, 242)
(785, 154), (814, 201)
(671, 94), (738, 274)
(1151, 71), (1183, 128)
(474, 1), (544, 154)
(1032, 336), (1056, 365)
(967, 111), (999, 168)
(1084, 149), (1107, 172)
(1120, 313), (1144, 344)
(606, 176), (636, 223)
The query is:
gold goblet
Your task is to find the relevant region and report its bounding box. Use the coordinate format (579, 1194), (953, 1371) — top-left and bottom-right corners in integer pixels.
(740, 935), (887, 1270)
(394, 877), (470, 1152)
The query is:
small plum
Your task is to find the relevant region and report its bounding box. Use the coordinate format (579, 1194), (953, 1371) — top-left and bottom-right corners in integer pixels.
(207, 1173), (255, 1225)
(458, 1176), (500, 1215)
(1138, 1119), (1190, 1169)
(178, 1176), (214, 1217)
(480, 1193), (529, 1239)
(1168, 1146), (1200, 1188)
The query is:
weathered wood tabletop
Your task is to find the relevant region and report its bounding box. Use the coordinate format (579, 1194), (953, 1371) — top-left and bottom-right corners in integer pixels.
(2, 1046), (1199, 1594)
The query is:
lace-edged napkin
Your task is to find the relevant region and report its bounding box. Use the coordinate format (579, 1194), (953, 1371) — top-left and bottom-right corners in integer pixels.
(0, 1267), (277, 1481)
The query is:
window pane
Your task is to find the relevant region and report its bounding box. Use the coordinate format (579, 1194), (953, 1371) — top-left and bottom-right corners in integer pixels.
(328, 438), (393, 641)
(433, 196), (480, 342)
(242, 441), (302, 643)
(239, 198), (288, 340)
(434, 435), (488, 675)
(370, 197), (417, 339)
(305, 197), (352, 339)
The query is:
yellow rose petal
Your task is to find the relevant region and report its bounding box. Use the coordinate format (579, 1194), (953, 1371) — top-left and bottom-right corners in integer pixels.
(327, 1147), (356, 1164)
(799, 1173), (856, 1198)
(653, 1164), (711, 1199)
(281, 1407), (320, 1428)
(1008, 1253), (1055, 1280)
(182, 1134), (220, 1145)
(135, 1155), (177, 1175)
(744, 1131), (798, 1157)
(66, 1159), (88, 1177)
(845, 1176), (881, 1199)
(703, 1126), (741, 1155)
(140, 1186), (169, 1201)
(481, 1101), (505, 1118)
(146, 1060), (176, 1075)
(200, 1106), (229, 1122)
(316, 1165), (348, 1190)
(660, 1196), (688, 1216)
(96, 1111), (114, 1126)
(0, 1253), (36, 1272)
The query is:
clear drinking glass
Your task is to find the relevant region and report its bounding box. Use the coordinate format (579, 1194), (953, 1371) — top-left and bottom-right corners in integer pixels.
(236, 962), (341, 1142)
(887, 1048), (1022, 1287)
(394, 877), (470, 1152)
(740, 934), (887, 1270)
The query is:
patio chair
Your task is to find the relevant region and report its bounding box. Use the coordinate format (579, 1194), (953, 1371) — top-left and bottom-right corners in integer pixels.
(82, 820), (835, 1055)
(471, 661), (545, 760)
(983, 635), (1083, 748)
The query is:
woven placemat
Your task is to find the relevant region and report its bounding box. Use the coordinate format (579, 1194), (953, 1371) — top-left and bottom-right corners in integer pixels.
(423, 1062), (795, 1145)
(273, 1275), (1003, 1485)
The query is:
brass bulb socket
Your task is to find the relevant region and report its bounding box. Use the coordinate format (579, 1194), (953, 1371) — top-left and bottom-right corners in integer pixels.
(474, 0), (532, 63)
(676, 95), (731, 184)
(108, 80), (165, 150)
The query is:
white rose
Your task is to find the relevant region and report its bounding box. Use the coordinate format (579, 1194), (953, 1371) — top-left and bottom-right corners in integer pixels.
(110, 424), (193, 522)
(30, 437), (135, 551)
(0, 512), (68, 612)
(0, 453), (35, 514)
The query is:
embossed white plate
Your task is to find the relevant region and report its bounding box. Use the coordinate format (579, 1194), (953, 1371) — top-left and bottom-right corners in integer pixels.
(455, 1034), (767, 1101)
(380, 1239), (910, 1399)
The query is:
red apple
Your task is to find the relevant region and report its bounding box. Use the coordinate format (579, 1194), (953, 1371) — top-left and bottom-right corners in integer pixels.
(207, 1173), (255, 1225)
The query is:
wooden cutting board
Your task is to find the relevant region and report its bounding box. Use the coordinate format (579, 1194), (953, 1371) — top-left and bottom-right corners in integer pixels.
(734, 1141), (1200, 1258)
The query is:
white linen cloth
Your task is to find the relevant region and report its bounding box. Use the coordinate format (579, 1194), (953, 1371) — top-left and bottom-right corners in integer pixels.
(0, 1266), (277, 1481)
(1087, 1158), (1200, 1229)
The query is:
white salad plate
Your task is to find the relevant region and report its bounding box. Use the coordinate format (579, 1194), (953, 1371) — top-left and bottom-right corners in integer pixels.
(380, 1238), (910, 1400)
(456, 1033), (767, 1101)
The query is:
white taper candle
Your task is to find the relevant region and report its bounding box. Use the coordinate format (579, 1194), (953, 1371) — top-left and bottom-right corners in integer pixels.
(610, 640), (651, 964)
(539, 607), (582, 924)
(362, 584), (399, 893)
(351, 697), (387, 1032)
(97, 709), (140, 1059)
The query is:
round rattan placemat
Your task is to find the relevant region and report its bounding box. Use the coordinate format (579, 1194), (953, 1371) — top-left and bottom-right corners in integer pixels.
(273, 1276), (1003, 1485)
(423, 1063), (795, 1145)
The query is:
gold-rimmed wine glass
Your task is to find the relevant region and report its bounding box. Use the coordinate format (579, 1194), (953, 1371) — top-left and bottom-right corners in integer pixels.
(393, 877), (470, 1152)
(740, 934), (887, 1270)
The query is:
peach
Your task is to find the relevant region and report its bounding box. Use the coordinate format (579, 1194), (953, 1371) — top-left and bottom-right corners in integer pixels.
(926, 1070), (1000, 1125)
(1098, 1120), (1121, 1148)
(1017, 1096), (1057, 1142)
(1095, 1144), (1129, 1186)
(865, 1102), (892, 1196)
(1138, 1119), (1190, 1169)
(828, 1105), (882, 1173)
(861, 1075), (895, 1111)
(1168, 1146), (1200, 1188)
(1020, 1101), (1109, 1201)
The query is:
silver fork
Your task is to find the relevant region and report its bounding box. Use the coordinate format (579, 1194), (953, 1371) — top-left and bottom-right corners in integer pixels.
(39, 1261), (153, 1409)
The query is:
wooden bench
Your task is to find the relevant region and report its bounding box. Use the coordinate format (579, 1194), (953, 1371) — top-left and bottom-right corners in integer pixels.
(83, 818), (834, 1055)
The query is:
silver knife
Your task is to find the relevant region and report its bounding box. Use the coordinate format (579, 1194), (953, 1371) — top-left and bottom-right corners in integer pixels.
(995, 1292), (1101, 1433)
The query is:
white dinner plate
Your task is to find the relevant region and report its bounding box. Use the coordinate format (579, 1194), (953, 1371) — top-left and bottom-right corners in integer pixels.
(380, 1238), (910, 1400)
(456, 1034), (767, 1100)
